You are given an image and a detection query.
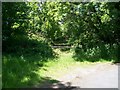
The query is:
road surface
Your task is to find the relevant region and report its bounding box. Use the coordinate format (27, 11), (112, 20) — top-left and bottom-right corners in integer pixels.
(39, 63), (118, 88)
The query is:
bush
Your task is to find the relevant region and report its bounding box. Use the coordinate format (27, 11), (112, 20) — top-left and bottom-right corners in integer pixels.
(73, 43), (119, 62)
(3, 36), (55, 59)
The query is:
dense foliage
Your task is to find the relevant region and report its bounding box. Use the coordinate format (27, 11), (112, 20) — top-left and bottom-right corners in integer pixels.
(3, 2), (120, 61)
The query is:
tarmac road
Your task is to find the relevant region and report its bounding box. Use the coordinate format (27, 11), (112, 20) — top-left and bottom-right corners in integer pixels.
(39, 63), (118, 88)
(71, 64), (118, 88)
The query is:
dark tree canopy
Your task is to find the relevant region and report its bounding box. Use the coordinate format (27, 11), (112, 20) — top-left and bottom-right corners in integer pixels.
(2, 2), (120, 61)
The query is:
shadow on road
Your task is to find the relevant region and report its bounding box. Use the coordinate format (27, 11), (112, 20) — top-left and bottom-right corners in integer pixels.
(35, 77), (80, 89)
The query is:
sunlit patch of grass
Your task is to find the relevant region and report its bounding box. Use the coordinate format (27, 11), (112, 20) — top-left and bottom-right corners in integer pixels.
(2, 54), (42, 88)
(36, 50), (101, 80)
(21, 77), (30, 83)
